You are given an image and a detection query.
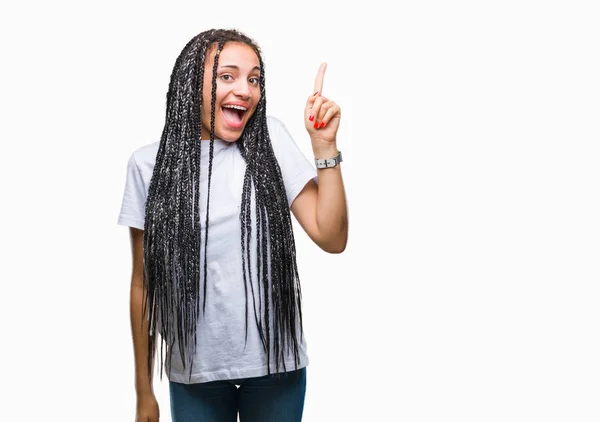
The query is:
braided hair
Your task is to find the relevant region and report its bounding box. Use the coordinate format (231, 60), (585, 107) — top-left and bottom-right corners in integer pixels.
(141, 29), (304, 382)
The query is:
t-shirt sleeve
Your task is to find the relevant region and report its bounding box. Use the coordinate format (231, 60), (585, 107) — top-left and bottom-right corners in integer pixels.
(117, 153), (146, 230)
(268, 116), (318, 208)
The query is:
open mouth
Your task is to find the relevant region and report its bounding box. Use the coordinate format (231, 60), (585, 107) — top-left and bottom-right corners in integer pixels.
(221, 104), (248, 129)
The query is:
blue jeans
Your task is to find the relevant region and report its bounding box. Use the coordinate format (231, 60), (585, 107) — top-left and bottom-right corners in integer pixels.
(169, 367), (307, 422)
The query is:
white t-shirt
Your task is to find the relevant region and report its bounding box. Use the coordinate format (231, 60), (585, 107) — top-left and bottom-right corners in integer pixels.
(117, 116), (317, 383)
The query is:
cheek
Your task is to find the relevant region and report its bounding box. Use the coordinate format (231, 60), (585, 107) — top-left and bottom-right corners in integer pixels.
(201, 90), (224, 120)
(251, 87), (261, 108)
(202, 83), (228, 108)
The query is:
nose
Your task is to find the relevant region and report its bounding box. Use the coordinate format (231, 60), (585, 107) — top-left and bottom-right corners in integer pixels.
(232, 80), (251, 99)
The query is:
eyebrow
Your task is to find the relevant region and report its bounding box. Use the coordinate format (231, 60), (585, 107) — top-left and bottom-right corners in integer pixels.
(219, 65), (261, 72)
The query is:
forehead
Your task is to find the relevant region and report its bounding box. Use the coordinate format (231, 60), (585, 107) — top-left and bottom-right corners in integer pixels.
(206, 42), (260, 69)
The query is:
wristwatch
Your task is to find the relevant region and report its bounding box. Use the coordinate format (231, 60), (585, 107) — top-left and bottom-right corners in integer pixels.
(315, 151), (343, 169)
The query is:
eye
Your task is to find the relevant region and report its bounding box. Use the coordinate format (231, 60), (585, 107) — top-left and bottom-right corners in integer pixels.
(220, 74), (233, 82)
(249, 77), (260, 86)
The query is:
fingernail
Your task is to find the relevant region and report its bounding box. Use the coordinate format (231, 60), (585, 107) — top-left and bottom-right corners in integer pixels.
(309, 115), (314, 121)
(314, 122), (319, 129)
(320, 122), (325, 127)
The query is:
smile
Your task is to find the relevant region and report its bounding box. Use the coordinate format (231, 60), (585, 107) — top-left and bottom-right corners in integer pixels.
(221, 104), (248, 129)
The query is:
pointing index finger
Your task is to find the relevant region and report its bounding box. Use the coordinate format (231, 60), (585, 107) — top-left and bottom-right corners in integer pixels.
(313, 62), (327, 95)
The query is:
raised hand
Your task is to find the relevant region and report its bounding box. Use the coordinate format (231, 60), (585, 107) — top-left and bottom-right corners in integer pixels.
(304, 62), (341, 146)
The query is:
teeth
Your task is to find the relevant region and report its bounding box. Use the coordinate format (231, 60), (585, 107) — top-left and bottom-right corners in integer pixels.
(222, 104), (247, 111)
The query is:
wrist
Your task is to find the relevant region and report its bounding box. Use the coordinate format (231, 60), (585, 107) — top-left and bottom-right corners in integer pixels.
(136, 387), (155, 397)
(135, 380), (154, 396)
(311, 142), (338, 159)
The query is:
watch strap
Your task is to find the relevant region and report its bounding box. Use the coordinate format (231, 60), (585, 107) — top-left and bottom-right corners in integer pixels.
(315, 151), (343, 169)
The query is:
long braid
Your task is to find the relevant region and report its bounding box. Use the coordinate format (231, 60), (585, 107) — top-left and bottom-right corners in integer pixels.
(202, 40), (222, 315)
(238, 57), (304, 374)
(143, 29), (304, 382)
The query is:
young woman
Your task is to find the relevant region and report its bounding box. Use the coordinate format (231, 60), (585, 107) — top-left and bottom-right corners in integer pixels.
(117, 28), (348, 422)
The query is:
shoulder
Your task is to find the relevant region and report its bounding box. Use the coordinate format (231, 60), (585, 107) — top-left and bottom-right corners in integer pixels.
(266, 115), (286, 140)
(131, 141), (160, 164)
(266, 115), (295, 151)
(266, 115), (284, 130)
(268, 114), (299, 137)
(130, 141), (160, 171)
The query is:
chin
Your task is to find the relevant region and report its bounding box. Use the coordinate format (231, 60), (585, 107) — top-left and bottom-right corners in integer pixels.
(217, 123), (249, 142)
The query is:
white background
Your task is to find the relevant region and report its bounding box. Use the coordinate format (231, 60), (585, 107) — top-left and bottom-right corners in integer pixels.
(1, 0), (599, 421)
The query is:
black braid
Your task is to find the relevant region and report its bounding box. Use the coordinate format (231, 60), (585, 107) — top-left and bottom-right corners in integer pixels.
(142, 29), (304, 383)
(202, 40), (223, 315)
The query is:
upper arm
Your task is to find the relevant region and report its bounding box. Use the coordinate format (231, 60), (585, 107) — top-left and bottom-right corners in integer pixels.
(117, 153), (147, 231)
(290, 179), (322, 246)
(129, 227), (144, 287)
(290, 178), (348, 254)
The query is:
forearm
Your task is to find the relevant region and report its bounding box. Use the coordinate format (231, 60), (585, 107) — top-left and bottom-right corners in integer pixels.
(130, 281), (154, 396)
(313, 142), (348, 253)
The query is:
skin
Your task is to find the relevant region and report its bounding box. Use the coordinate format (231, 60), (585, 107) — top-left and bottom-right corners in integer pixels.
(129, 43), (348, 422)
(292, 62), (348, 254)
(200, 42), (261, 142)
(130, 227), (160, 422)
